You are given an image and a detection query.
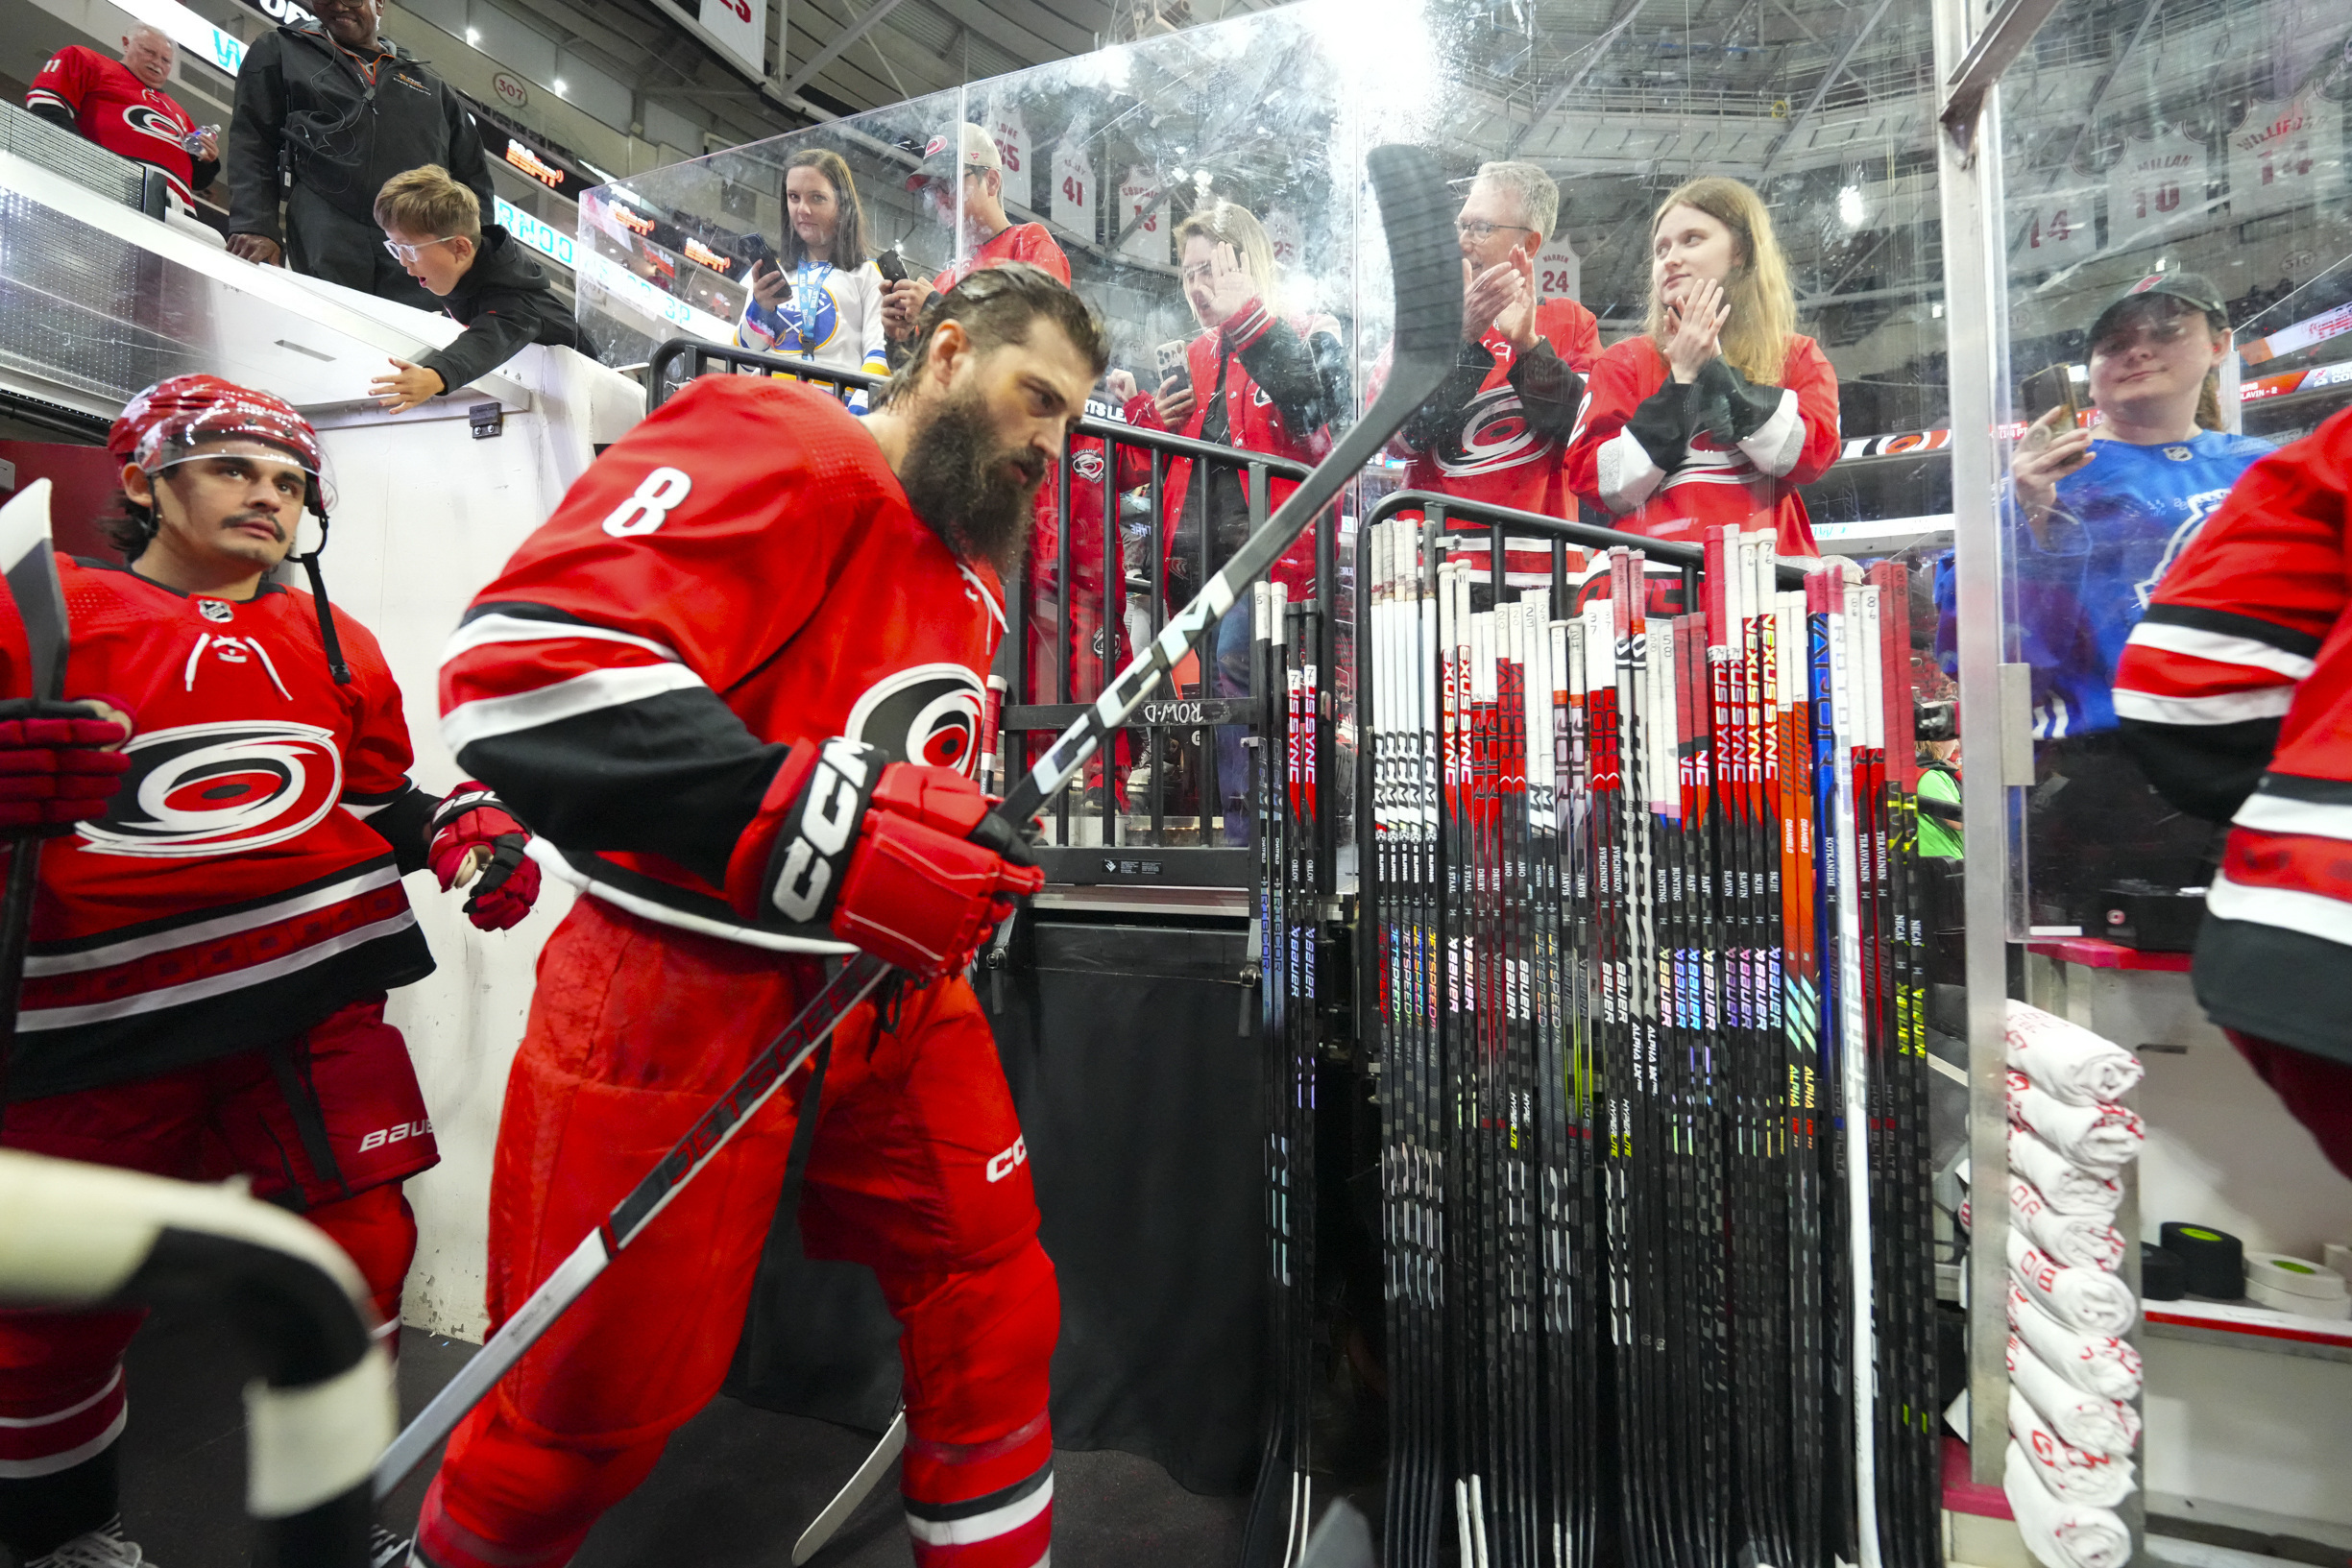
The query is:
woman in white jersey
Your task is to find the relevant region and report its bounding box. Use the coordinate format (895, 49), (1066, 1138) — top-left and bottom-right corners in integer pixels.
(737, 147), (889, 390)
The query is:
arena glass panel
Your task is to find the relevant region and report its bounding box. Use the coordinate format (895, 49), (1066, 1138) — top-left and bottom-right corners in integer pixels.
(578, 0), (1955, 883)
(1981, 0), (2352, 940)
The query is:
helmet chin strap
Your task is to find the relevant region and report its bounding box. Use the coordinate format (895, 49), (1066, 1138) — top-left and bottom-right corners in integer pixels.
(294, 479), (352, 685)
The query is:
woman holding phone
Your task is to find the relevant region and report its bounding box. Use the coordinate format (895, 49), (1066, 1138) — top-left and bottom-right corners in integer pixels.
(1565, 176), (1839, 557)
(737, 148), (889, 388)
(1123, 200), (1346, 841)
(1994, 272), (2270, 924)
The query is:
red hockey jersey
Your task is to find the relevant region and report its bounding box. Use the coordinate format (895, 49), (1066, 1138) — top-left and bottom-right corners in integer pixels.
(438, 376), (1005, 953)
(1565, 334), (1840, 557)
(2, 559), (434, 1098)
(26, 46), (204, 208)
(933, 222), (1070, 291)
(2113, 406), (2352, 1066)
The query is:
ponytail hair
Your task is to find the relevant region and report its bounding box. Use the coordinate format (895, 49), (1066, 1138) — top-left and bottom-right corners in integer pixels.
(1643, 176), (1800, 385)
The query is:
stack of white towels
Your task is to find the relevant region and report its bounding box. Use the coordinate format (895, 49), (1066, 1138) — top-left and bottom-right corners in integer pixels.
(2000, 1001), (2146, 1568)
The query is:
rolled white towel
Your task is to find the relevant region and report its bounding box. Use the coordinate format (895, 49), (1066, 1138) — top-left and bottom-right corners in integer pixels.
(2006, 1001), (2145, 1107)
(2012, 1175), (2127, 1271)
(2005, 1440), (2135, 1568)
(2009, 1127), (2123, 1215)
(2009, 1387), (2137, 1507)
(2010, 1073), (2145, 1173)
(2008, 1279), (2143, 1402)
(2009, 1336), (2142, 1455)
(2010, 1225), (2139, 1335)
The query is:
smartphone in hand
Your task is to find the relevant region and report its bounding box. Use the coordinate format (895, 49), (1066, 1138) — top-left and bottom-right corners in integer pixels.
(1154, 338), (1189, 388)
(750, 258), (791, 304)
(875, 249), (909, 284)
(2020, 363), (2081, 438)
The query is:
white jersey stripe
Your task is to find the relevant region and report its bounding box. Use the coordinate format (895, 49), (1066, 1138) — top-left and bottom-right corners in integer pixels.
(2110, 685), (2295, 727)
(442, 663), (708, 755)
(1736, 388), (1805, 476)
(17, 911), (420, 1031)
(441, 613), (684, 666)
(1593, 429), (1663, 513)
(2205, 870), (2352, 948)
(530, 840), (856, 955)
(0, 1410), (128, 1479)
(26, 865), (403, 977)
(2124, 619), (2317, 682)
(2232, 789), (2352, 843)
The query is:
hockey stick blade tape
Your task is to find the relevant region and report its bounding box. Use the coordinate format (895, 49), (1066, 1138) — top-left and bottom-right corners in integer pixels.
(1365, 144), (1462, 363)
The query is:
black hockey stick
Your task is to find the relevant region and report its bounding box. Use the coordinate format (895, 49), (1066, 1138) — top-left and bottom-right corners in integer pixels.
(0, 480), (72, 1116)
(372, 141), (1461, 1504)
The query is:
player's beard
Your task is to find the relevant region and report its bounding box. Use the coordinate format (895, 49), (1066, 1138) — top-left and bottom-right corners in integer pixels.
(899, 388), (1042, 576)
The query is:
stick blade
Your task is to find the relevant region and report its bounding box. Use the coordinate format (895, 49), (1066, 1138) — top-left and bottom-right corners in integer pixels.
(1298, 1498), (1376, 1568)
(1364, 144), (1464, 379)
(0, 480), (67, 701)
(791, 1408), (907, 1564)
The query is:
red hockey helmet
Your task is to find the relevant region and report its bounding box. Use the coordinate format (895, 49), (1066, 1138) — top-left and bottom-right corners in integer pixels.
(109, 374), (325, 481)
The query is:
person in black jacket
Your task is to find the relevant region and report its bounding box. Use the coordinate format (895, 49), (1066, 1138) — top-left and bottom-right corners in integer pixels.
(366, 165), (594, 409)
(225, 0), (494, 312)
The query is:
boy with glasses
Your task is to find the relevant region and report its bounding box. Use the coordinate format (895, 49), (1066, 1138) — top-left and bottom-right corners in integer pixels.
(367, 165), (595, 414)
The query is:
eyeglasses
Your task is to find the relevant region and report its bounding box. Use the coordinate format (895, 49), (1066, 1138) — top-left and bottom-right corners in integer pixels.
(382, 233), (461, 263)
(1455, 220), (1535, 243)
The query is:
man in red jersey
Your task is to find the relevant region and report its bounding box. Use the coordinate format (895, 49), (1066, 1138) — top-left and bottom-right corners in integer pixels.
(884, 123), (1072, 342)
(421, 263), (1105, 1568)
(0, 375), (539, 1568)
(25, 28), (217, 213)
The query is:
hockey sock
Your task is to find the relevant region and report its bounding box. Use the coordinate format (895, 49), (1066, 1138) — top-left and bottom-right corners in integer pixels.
(901, 1410), (1053, 1568)
(0, 1442), (120, 1561)
(307, 1184), (418, 1359)
(414, 1403), (667, 1568)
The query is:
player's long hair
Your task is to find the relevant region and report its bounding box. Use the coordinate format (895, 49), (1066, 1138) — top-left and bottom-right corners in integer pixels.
(883, 262), (1110, 407)
(780, 149), (869, 270)
(1643, 176), (1799, 385)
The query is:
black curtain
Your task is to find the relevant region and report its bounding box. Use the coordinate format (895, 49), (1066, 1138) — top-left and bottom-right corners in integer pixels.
(726, 917), (1268, 1495)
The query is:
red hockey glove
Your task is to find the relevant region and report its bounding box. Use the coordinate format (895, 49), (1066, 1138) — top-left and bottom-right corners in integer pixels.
(728, 738), (1043, 978)
(0, 697), (133, 832)
(427, 783), (541, 931)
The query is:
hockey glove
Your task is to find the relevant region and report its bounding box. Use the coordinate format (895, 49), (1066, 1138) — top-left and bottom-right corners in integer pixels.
(0, 697), (133, 832)
(427, 783), (541, 931)
(727, 737), (1044, 978)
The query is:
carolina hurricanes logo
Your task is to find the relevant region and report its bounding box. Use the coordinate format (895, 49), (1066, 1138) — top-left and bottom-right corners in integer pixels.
(1438, 386), (1545, 476)
(841, 664), (985, 777)
(122, 104), (190, 151)
(1073, 448), (1106, 481)
(77, 721), (343, 858)
(777, 279), (841, 352)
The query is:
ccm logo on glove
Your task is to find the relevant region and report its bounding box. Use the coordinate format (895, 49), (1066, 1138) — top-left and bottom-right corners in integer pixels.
(733, 736), (1044, 977)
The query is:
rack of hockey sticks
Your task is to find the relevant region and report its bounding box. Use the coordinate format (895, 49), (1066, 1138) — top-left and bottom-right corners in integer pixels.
(1350, 491), (1939, 1568)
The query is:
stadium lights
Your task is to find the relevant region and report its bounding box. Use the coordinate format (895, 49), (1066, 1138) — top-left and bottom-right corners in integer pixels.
(1838, 183), (1866, 228)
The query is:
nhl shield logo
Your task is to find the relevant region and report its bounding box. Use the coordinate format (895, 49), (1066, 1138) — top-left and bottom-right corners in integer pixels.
(197, 599), (234, 622)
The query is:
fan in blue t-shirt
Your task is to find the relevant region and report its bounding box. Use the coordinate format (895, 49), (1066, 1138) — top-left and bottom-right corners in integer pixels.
(1935, 271), (2270, 923)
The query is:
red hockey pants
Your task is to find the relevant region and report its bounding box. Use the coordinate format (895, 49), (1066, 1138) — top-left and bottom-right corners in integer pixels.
(0, 999), (430, 1482)
(416, 899), (1055, 1568)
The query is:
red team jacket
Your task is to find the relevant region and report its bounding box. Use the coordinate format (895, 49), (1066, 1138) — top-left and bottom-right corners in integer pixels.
(2113, 407), (2352, 1066)
(27, 46), (205, 208)
(4, 560), (434, 1098)
(1566, 334), (1840, 557)
(1124, 302), (1342, 596)
(438, 376), (1005, 953)
(932, 222), (1068, 292)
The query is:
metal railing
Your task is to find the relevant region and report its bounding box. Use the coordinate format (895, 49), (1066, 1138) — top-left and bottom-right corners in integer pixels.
(645, 336), (1323, 889)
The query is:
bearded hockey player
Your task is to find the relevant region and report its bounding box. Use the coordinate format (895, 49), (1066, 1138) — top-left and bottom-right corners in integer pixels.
(422, 262), (1104, 1568)
(0, 374), (540, 1568)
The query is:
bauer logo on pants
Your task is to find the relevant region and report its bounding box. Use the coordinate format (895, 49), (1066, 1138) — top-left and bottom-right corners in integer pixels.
(78, 721), (343, 858)
(358, 1118), (433, 1152)
(986, 1136), (1028, 1182)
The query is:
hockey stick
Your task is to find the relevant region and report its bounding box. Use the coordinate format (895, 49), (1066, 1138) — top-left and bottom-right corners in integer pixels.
(0, 479), (72, 1114)
(372, 141), (1460, 1505)
(790, 1406), (906, 1565)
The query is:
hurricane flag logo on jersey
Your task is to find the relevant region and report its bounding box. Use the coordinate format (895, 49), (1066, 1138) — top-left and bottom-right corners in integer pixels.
(122, 103), (190, 152)
(842, 664), (985, 777)
(1437, 385), (1543, 476)
(77, 721), (343, 858)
